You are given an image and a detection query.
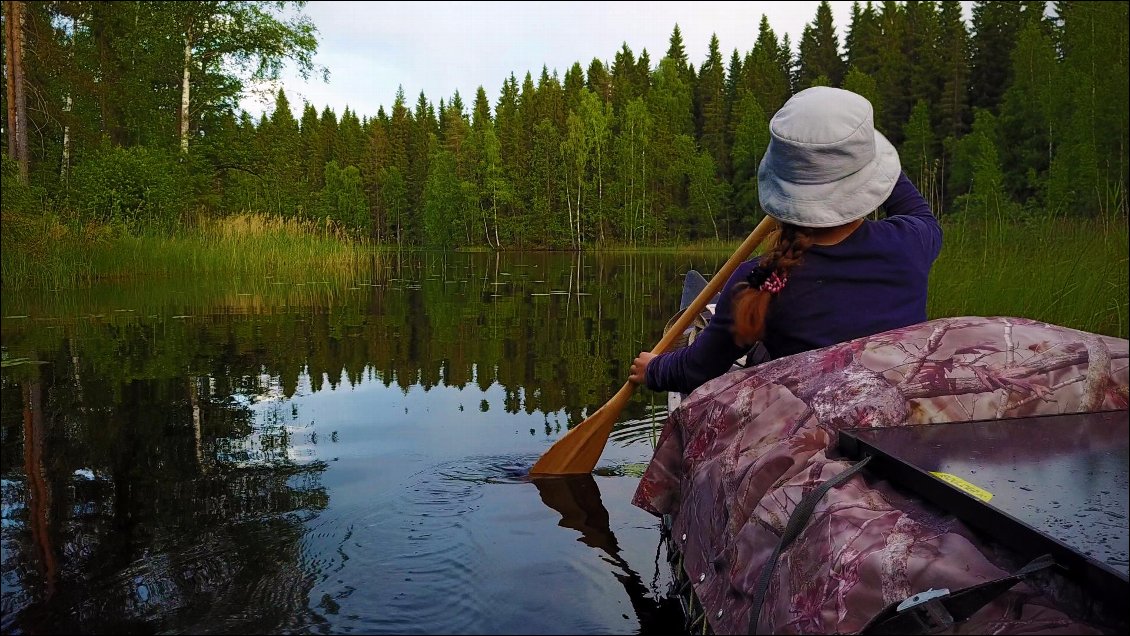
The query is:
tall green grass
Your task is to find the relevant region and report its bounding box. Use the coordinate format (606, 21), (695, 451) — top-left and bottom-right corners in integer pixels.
(597, 215), (1129, 339)
(1, 212), (370, 290)
(3, 211), (1126, 338)
(929, 214), (1128, 338)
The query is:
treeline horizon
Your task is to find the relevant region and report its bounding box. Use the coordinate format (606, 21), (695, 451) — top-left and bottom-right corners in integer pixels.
(2, 1), (1127, 251)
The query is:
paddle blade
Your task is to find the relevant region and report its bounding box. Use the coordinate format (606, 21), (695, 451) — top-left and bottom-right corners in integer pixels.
(530, 384), (634, 475)
(531, 216), (778, 475)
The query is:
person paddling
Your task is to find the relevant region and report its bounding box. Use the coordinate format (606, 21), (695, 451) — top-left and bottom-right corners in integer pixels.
(629, 86), (942, 394)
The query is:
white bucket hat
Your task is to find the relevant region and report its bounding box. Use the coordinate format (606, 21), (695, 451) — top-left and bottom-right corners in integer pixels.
(757, 86), (901, 228)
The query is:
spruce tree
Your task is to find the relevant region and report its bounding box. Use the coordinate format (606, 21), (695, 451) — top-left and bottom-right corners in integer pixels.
(743, 16), (791, 116)
(387, 86), (412, 209)
(998, 20), (1058, 206)
(337, 107), (365, 170)
(724, 48), (743, 170)
(797, 1), (845, 89)
(611, 43), (639, 114)
(666, 24), (689, 76)
(635, 49), (652, 96)
(317, 106), (339, 185)
(586, 58), (612, 104)
(730, 93), (769, 228)
(1047, 1), (1129, 216)
(408, 91), (433, 231)
(905, 1), (942, 118)
(300, 102), (322, 190)
(970, 1), (1023, 113)
(442, 91), (470, 177)
(875, 1), (910, 143)
(563, 62), (585, 115)
(264, 88), (303, 216)
(696, 34), (728, 178)
(496, 73), (525, 236)
(536, 66), (566, 133)
(362, 108), (391, 239)
(937, 0), (971, 142)
(846, 1), (882, 76)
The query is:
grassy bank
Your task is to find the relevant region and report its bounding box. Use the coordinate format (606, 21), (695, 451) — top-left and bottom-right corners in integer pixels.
(2, 212), (1126, 338)
(1, 212), (370, 290)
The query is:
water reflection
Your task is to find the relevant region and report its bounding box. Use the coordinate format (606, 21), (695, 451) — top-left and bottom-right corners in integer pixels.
(1, 364), (328, 634)
(1, 251), (729, 633)
(533, 475), (683, 633)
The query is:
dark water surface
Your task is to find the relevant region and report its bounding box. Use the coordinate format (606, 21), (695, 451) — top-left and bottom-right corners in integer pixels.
(1, 251), (728, 634)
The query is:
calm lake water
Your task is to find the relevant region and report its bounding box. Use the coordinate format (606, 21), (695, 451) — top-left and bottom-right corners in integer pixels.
(1, 251), (731, 635)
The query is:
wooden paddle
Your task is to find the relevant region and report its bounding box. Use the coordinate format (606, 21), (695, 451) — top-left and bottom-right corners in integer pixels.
(530, 215), (778, 475)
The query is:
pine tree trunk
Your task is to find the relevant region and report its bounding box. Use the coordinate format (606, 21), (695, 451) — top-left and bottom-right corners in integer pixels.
(8, 0), (29, 182)
(5, 1), (16, 161)
(23, 379), (58, 597)
(14, 0), (27, 181)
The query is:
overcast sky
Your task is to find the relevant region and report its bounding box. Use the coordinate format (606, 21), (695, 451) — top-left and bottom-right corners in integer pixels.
(242, 1), (972, 121)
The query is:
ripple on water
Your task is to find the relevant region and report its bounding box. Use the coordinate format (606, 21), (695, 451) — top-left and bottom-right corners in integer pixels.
(308, 455), (537, 634)
(435, 454), (536, 485)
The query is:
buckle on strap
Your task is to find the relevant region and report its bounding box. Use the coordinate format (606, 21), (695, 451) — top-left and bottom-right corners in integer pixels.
(860, 555), (1058, 635)
(896, 588), (950, 613)
(862, 590), (958, 635)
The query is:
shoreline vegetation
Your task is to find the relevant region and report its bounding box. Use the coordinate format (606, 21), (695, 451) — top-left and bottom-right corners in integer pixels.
(2, 209), (1126, 340)
(2, 2), (1127, 337)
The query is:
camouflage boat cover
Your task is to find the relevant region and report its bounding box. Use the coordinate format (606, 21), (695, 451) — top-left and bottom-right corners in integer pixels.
(632, 316), (1129, 634)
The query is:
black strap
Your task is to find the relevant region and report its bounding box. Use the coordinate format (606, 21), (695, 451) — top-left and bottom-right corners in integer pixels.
(747, 456), (872, 635)
(860, 553), (1059, 635)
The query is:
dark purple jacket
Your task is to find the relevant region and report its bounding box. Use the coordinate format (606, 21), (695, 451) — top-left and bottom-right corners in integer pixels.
(646, 172), (942, 394)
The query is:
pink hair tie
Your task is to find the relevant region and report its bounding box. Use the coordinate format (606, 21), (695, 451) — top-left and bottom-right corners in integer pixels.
(759, 271), (788, 294)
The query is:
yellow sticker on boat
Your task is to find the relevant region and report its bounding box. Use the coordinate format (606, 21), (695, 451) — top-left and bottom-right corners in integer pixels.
(929, 472), (994, 502)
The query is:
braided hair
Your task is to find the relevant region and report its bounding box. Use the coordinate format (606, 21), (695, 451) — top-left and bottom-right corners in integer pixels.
(732, 223), (815, 346)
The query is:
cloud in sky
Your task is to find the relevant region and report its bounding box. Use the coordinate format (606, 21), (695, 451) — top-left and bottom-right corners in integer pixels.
(242, 1), (969, 121)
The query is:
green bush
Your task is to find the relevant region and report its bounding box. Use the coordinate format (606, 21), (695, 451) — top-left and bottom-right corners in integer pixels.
(70, 145), (190, 231)
(1, 156), (47, 216)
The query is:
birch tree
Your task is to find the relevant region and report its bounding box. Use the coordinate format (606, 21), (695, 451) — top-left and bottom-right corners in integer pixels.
(171, 1), (317, 154)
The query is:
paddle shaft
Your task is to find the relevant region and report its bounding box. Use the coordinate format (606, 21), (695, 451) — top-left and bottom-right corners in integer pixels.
(530, 216), (777, 475)
(648, 215), (777, 357)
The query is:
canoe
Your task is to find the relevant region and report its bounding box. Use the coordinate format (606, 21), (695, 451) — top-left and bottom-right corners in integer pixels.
(639, 271), (1129, 634)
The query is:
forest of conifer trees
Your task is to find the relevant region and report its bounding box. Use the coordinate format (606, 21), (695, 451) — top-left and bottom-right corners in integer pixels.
(3, 1), (1127, 251)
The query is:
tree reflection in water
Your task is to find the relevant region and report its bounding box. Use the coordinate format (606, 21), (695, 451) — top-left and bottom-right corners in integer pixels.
(1, 360), (328, 634)
(1, 250), (727, 633)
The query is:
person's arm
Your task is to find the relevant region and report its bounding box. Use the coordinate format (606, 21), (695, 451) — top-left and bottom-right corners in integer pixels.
(643, 263), (756, 394)
(880, 172), (943, 259)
